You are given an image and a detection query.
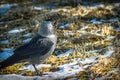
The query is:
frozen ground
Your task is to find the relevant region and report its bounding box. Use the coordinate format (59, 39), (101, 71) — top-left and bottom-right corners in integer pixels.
(0, 1), (120, 80)
(0, 45), (115, 80)
(0, 57), (97, 80)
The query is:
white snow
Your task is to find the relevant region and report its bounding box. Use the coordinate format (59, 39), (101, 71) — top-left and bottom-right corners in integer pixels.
(20, 64), (51, 71)
(109, 18), (119, 22)
(57, 49), (74, 57)
(0, 4), (11, 9)
(102, 50), (114, 57)
(59, 23), (70, 29)
(0, 40), (9, 44)
(42, 62), (85, 79)
(105, 36), (116, 40)
(0, 47), (14, 60)
(58, 62), (84, 72)
(18, 57), (97, 79)
(80, 25), (89, 30)
(0, 4), (16, 9)
(90, 19), (102, 24)
(8, 29), (25, 34)
(64, 31), (74, 36)
(89, 4), (104, 9)
(41, 57), (96, 79)
(83, 3), (104, 9)
(0, 74), (54, 80)
(49, 9), (67, 13)
(107, 45), (114, 49)
(23, 33), (32, 37)
(114, 3), (120, 7)
(79, 57), (97, 64)
(57, 39), (69, 45)
(22, 38), (32, 43)
(101, 46), (115, 57)
(87, 49), (101, 54)
(0, 56), (97, 79)
(34, 6), (45, 10)
(67, 78), (77, 80)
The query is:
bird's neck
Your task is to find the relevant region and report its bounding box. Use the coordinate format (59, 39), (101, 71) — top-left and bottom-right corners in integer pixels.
(46, 34), (56, 38)
(37, 32), (56, 38)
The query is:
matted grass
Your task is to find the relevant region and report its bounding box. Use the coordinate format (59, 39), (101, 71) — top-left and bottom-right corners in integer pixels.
(0, 1), (120, 79)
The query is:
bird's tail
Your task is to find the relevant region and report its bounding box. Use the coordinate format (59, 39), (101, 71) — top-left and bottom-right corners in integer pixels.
(0, 56), (18, 70)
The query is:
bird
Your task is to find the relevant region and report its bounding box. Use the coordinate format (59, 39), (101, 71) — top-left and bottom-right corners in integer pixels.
(0, 20), (57, 75)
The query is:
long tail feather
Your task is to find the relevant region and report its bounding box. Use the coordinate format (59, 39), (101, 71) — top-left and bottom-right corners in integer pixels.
(0, 55), (18, 69)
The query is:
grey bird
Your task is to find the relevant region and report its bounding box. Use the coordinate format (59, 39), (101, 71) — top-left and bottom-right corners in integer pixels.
(0, 20), (57, 75)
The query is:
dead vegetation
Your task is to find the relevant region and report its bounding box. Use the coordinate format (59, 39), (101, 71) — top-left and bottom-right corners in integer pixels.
(0, 1), (120, 79)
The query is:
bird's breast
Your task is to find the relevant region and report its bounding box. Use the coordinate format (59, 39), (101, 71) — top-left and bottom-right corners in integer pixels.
(29, 43), (56, 64)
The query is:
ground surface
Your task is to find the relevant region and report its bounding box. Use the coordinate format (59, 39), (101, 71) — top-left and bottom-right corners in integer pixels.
(0, 1), (120, 80)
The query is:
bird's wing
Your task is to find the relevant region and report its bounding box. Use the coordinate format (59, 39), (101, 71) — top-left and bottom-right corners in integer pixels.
(14, 35), (54, 59)
(0, 35), (54, 69)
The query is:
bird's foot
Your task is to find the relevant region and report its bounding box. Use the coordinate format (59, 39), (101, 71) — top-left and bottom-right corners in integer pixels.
(35, 72), (43, 76)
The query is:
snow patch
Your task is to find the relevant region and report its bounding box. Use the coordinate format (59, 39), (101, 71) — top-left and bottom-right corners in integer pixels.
(59, 23), (70, 29)
(87, 49), (101, 54)
(64, 31), (74, 36)
(105, 36), (116, 40)
(8, 29), (25, 34)
(57, 49), (74, 57)
(0, 40), (9, 44)
(0, 47), (14, 60)
(23, 33), (32, 37)
(79, 57), (97, 64)
(22, 38), (32, 43)
(82, 2), (104, 9)
(57, 39), (69, 45)
(109, 18), (119, 22)
(102, 50), (114, 57)
(34, 6), (45, 10)
(20, 64), (51, 71)
(90, 19), (103, 24)
(80, 25), (89, 30)
(0, 4), (16, 9)
(0, 3), (17, 14)
(0, 57), (97, 79)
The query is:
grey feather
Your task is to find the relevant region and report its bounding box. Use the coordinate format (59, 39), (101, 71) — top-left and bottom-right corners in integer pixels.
(0, 21), (57, 73)
(14, 34), (54, 58)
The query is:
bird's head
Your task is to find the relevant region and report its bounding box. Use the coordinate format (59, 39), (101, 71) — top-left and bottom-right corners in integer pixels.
(38, 20), (56, 37)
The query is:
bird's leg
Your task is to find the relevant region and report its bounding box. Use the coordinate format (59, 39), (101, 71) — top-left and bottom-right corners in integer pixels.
(32, 64), (42, 76)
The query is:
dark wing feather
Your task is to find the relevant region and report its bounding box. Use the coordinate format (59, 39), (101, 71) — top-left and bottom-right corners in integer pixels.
(14, 34), (54, 59)
(0, 35), (54, 69)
